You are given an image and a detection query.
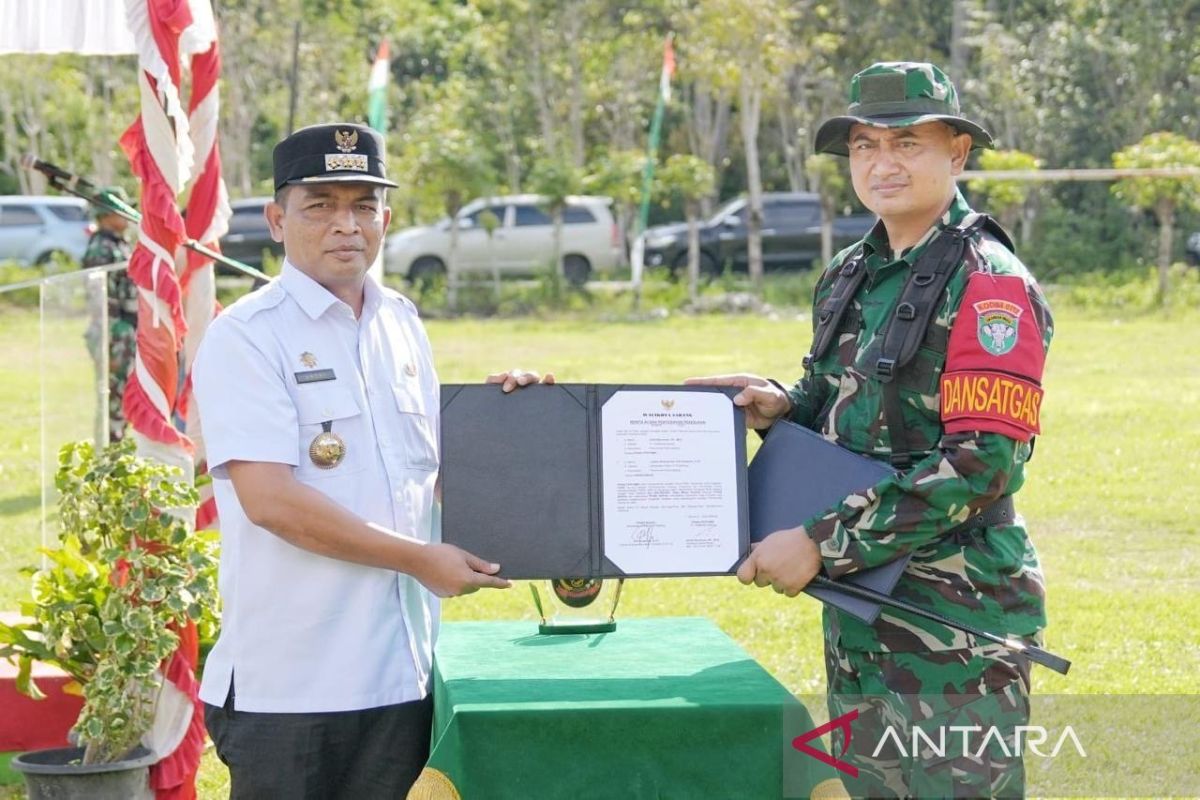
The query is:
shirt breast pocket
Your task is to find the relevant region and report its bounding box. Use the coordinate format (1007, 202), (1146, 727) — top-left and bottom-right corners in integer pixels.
(294, 385), (367, 478)
(898, 344), (945, 397)
(392, 386), (439, 472)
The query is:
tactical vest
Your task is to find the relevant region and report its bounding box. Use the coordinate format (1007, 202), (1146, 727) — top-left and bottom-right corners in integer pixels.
(803, 214), (1016, 470)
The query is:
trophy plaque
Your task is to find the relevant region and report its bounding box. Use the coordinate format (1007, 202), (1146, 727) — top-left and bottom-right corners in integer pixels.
(529, 578), (624, 635)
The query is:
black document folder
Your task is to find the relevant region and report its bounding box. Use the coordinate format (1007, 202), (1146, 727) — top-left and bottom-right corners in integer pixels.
(440, 384), (749, 579)
(747, 419), (909, 623)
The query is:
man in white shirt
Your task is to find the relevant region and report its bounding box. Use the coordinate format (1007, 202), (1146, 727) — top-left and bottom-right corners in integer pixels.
(194, 123), (538, 798)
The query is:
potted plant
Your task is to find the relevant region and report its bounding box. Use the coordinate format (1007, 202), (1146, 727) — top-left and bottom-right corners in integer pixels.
(0, 438), (218, 799)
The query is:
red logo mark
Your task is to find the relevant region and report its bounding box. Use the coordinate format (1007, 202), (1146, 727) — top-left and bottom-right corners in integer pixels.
(792, 709), (859, 778)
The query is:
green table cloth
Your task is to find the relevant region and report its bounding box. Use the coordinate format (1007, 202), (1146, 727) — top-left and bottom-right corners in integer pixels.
(408, 617), (846, 800)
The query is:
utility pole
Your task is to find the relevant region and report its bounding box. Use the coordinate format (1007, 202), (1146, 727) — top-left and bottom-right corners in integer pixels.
(950, 0), (968, 79)
(286, 20), (302, 136)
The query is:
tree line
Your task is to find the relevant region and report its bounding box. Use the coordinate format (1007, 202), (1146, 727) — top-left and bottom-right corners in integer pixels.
(1, 0), (1197, 280)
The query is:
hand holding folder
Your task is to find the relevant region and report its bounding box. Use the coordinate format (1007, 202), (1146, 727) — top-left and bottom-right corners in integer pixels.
(746, 420), (1071, 674)
(746, 419), (909, 624)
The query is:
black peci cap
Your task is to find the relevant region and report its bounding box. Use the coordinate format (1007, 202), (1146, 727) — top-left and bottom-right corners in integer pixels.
(272, 123), (399, 191)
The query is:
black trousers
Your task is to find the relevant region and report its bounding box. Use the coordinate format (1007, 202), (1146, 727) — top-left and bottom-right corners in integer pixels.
(204, 685), (433, 800)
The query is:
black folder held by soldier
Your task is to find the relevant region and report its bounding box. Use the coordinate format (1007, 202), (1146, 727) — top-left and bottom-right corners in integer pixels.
(747, 419), (908, 624)
(747, 420), (1071, 674)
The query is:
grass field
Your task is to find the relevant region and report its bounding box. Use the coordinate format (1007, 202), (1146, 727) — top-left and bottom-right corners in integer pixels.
(1, 292), (1198, 797)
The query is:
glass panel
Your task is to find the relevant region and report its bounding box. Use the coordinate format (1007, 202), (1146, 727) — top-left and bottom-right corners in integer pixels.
(42, 267), (112, 532)
(563, 206), (596, 224)
(513, 205), (552, 227)
(1, 205), (40, 226)
(466, 205), (507, 226)
(708, 198), (744, 226)
(226, 205), (268, 233)
(0, 266), (115, 604)
(47, 205), (88, 222)
(763, 201), (818, 229)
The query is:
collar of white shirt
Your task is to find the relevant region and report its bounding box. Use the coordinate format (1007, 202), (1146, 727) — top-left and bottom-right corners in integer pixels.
(279, 260), (383, 320)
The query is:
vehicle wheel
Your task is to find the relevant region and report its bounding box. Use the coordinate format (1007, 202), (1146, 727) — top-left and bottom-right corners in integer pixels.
(35, 250), (72, 274)
(670, 250), (720, 279)
(408, 257), (445, 288)
(667, 252), (687, 281)
(563, 254), (591, 286)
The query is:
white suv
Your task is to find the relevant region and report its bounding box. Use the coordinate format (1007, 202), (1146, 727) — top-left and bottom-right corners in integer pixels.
(385, 195), (620, 285)
(0, 196), (92, 265)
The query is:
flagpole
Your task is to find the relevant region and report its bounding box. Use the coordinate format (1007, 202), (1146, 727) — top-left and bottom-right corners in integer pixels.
(637, 93), (667, 235)
(632, 33), (674, 310)
(287, 20), (301, 136)
(367, 39), (390, 284)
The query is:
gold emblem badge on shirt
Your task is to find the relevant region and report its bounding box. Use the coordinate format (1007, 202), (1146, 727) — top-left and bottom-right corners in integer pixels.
(309, 422), (346, 469)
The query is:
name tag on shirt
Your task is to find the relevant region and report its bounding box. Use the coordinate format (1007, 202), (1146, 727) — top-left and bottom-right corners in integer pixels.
(295, 368), (337, 384)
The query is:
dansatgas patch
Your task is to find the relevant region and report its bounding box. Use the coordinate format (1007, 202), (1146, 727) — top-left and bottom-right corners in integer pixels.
(941, 272), (1046, 441)
(941, 370), (1043, 435)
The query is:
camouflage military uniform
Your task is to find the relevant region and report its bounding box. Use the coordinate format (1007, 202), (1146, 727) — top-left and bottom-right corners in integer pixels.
(83, 227), (136, 442)
(791, 63), (1053, 798)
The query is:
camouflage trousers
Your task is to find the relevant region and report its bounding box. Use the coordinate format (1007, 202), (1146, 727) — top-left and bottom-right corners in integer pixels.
(825, 641), (1032, 799)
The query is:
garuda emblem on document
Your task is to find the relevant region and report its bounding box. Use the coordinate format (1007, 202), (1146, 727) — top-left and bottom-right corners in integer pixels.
(661, 399), (675, 410)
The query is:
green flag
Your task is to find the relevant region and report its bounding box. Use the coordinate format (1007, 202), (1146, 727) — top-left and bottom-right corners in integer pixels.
(637, 33), (675, 234)
(367, 40), (390, 132)
(632, 34), (676, 292)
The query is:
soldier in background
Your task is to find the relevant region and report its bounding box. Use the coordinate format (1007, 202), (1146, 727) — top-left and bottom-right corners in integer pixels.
(690, 62), (1053, 797)
(83, 187), (137, 442)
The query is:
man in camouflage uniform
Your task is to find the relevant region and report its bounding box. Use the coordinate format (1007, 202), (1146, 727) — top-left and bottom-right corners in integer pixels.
(692, 63), (1052, 797)
(83, 188), (137, 442)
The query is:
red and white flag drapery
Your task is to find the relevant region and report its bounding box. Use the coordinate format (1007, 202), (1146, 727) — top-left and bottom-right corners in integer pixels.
(120, 1), (229, 797)
(121, 0), (196, 460)
(119, 0), (226, 528)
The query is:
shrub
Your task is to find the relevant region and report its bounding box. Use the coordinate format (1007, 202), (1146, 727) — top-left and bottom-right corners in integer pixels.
(0, 439), (220, 764)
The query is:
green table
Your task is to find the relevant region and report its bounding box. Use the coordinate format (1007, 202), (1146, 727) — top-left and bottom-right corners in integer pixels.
(408, 617), (846, 800)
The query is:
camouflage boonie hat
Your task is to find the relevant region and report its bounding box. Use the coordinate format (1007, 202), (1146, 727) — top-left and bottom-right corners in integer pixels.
(814, 62), (994, 157)
(92, 186), (133, 219)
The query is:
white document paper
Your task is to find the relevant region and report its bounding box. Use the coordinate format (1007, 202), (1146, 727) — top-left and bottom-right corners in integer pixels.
(601, 390), (741, 574)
